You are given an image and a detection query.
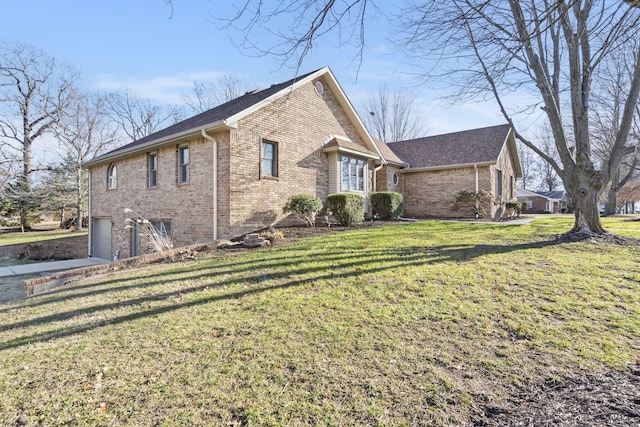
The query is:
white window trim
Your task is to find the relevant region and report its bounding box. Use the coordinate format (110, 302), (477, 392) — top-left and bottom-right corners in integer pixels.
(261, 140), (278, 178)
(178, 145), (189, 184)
(148, 152), (158, 188)
(340, 154), (367, 193)
(107, 164), (117, 189)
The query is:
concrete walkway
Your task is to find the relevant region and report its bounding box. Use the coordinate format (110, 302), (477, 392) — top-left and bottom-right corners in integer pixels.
(0, 257), (110, 278)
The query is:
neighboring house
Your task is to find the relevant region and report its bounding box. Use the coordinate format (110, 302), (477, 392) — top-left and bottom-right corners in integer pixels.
(84, 67), (386, 260)
(517, 189), (568, 213)
(379, 124), (522, 219)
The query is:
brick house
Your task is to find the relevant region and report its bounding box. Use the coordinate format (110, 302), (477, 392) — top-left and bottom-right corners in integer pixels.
(517, 189), (568, 214)
(84, 67), (386, 260)
(377, 124), (522, 219)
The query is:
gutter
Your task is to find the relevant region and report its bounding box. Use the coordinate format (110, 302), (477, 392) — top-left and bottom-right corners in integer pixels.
(373, 164), (383, 192)
(83, 120), (236, 168)
(402, 161), (494, 173)
(201, 130), (218, 241)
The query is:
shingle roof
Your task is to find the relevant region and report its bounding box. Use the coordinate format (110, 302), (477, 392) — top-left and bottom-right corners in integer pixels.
(387, 124), (512, 169)
(92, 68), (322, 160)
(536, 191), (565, 200)
(371, 139), (406, 165)
(323, 138), (378, 158)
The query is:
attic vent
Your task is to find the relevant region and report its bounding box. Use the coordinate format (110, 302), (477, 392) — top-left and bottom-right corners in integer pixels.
(315, 81), (325, 96)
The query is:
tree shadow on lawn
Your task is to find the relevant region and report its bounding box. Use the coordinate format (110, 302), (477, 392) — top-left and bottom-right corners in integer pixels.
(0, 236), (564, 351)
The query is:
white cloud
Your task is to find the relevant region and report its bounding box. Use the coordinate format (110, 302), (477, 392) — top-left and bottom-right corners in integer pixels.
(88, 71), (231, 104)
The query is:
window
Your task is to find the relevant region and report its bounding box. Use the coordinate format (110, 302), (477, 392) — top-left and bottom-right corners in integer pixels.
(496, 169), (502, 196)
(392, 172), (399, 186)
(261, 140), (278, 177)
(178, 146), (189, 184)
(148, 153), (157, 188)
(341, 155), (365, 192)
(107, 164), (117, 189)
(151, 220), (171, 238)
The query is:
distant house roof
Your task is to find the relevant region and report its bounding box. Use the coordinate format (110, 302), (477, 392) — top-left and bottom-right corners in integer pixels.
(516, 189), (565, 201)
(536, 191), (565, 200)
(85, 67), (385, 167)
(387, 124), (521, 176)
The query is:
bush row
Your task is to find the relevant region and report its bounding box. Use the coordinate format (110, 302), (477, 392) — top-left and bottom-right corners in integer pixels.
(283, 192), (403, 227)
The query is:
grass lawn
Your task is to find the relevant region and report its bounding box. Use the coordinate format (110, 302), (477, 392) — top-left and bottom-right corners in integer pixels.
(0, 228), (87, 246)
(0, 217), (638, 426)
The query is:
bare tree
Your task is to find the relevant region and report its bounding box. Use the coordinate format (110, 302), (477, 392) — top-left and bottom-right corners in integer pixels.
(590, 44), (640, 215)
(218, 1), (640, 237)
(182, 73), (253, 114)
(103, 89), (183, 141)
(54, 90), (118, 230)
(618, 181), (640, 213)
(516, 141), (538, 190)
(0, 42), (76, 230)
(533, 126), (562, 192)
(361, 87), (427, 143)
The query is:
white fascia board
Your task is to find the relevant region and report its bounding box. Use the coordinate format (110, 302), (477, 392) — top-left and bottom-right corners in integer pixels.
(401, 161), (495, 173)
(321, 70), (386, 163)
(222, 66), (386, 164)
(323, 145), (380, 160)
(224, 67), (330, 125)
(83, 120), (235, 168)
(516, 188), (540, 197)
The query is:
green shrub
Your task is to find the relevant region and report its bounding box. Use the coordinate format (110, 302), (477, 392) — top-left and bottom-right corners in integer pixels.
(283, 194), (323, 227)
(326, 193), (364, 226)
(370, 192), (403, 220)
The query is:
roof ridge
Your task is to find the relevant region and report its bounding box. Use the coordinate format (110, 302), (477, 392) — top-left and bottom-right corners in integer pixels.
(390, 123), (510, 145)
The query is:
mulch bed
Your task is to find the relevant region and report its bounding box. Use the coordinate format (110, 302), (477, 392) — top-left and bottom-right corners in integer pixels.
(474, 368), (640, 426)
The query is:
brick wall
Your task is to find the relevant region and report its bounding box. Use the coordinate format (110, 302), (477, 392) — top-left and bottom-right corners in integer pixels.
(492, 142), (519, 218)
(375, 165), (403, 194)
(89, 76), (371, 256)
(402, 166), (492, 218)
(89, 135), (226, 258)
(227, 77), (368, 237)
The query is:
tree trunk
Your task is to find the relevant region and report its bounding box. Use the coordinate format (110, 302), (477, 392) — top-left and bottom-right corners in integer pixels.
(567, 184), (606, 235)
(604, 187), (617, 216)
(603, 168), (620, 216)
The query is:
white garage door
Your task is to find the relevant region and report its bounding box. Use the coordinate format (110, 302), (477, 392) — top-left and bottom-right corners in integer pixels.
(93, 218), (112, 260)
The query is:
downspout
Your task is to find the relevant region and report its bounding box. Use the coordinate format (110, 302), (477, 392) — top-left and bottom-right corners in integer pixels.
(373, 164), (383, 192)
(474, 164), (479, 218)
(201, 130), (218, 241)
(87, 170), (92, 256)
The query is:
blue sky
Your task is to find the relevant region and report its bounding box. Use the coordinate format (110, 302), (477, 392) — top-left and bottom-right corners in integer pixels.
(2, 0), (506, 135)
